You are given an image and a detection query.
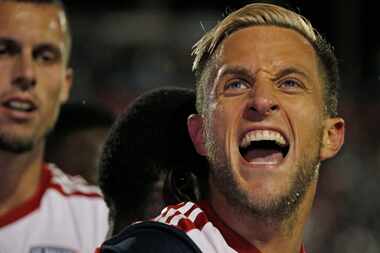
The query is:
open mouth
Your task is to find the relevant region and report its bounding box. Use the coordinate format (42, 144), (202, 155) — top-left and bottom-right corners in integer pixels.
(2, 100), (37, 113)
(239, 130), (289, 165)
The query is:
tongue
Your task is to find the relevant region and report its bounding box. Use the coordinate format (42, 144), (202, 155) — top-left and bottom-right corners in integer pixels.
(244, 149), (283, 164)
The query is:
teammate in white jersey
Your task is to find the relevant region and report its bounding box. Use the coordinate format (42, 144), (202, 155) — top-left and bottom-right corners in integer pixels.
(99, 3), (345, 253)
(0, 164), (108, 253)
(0, 1), (108, 252)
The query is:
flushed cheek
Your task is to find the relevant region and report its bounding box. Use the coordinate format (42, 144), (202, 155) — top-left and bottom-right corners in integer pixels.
(212, 101), (241, 138)
(35, 77), (64, 126)
(290, 108), (324, 157)
(38, 67), (65, 97)
(285, 95), (323, 130)
(0, 63), (14, 88)
(214, 105), (243, 163)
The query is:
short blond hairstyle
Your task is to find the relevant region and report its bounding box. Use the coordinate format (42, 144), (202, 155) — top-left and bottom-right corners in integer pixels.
(192, 3), (339, 116)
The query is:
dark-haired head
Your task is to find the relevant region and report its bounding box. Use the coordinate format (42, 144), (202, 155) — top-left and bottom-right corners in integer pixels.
(99, 87), (208, 236)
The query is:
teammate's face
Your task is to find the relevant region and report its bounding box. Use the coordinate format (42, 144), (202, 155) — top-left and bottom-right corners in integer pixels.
(189, 26), (344, 218)
(0, 2), (72, 153)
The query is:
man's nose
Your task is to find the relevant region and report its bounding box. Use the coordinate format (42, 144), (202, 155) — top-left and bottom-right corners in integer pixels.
(12, 53), (36, 91)
(244, 81), (279, 120)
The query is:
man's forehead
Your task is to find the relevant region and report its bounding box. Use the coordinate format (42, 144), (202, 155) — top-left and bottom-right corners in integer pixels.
(0, 2), (65, 33)
(0, 2), (67, 47)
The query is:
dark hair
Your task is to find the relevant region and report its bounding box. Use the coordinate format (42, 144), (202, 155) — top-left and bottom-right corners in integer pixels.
(98, 87), (208, 234)
(47, 103), (114, 138)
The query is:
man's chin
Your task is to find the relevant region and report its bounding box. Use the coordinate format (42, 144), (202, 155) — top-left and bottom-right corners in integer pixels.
(0, 135), (34, 154)
(244, 192), (301, 221)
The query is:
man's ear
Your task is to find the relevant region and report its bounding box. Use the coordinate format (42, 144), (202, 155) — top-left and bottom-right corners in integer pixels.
(187, 114), (207, 156)
(320, 117), (345, 161)
(59, 68), (73, 104)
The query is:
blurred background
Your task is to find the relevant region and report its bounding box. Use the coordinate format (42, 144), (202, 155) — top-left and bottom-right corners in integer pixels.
(62, 0), (380, 252)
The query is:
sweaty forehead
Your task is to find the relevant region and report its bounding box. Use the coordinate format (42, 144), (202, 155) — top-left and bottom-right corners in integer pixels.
(215, 26), (318, 72)
(0, 2), (66, 45)
(201, 25), (325, 98)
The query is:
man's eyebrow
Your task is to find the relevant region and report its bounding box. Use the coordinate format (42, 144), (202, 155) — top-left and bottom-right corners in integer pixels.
(216, 65), (311, 83)
(33, 43), (63, 60)
(217, 65), (256, 80)
(0, 37), (19, 46)
(34, 43), (62, 53)
(271, 67), (310, 81)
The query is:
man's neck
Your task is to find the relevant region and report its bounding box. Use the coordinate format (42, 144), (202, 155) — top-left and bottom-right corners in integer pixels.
(209, 181), (317, 253)
(0, 143), (44, 216)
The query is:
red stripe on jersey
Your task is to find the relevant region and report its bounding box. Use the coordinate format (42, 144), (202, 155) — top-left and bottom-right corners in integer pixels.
(47, 165), (102, 198)
(163, 203), (210, 233)
(184, 203), (198, 217)
(48, 183), (102, 198)
(0, 164), (51, 228)
(165, 203), (199, 227)
(166, 210), (182, 224)
(198, 201), (307, 253)
(0, 164), (103, 228)
(159, 202), (186, 219)
(177, 217), (197, 232)
(198, 200), (262, 253)
(193, 210), (208, 230)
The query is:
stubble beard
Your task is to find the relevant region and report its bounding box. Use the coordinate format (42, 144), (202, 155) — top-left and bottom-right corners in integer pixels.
(0, 105), (61, 154)
(0, 131), (34, 154)
(204, 119), (322, 223)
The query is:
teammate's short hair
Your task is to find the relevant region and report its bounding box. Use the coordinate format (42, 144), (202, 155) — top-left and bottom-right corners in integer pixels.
(48, 103), (114, 136)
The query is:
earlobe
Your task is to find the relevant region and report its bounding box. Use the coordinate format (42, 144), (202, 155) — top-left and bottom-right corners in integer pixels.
(320, 117), (345, 161)
(187, 114), (207, 156)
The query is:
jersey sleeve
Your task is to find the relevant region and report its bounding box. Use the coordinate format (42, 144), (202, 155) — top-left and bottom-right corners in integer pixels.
(99, 221), (202, 253)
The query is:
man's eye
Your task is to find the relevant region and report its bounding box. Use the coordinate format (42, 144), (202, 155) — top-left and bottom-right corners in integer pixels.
(224, 80), (250, 90)
(0, 42), (18, 56)
(35, 50), (58, 63)
(278, 79), (302, 89)
(33, 45), (61, 64)
(0, 44), (7, 55)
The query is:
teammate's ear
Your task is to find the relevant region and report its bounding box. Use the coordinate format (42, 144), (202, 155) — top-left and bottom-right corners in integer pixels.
(320, 117), (345, 161)
(187, 114), (207, 156)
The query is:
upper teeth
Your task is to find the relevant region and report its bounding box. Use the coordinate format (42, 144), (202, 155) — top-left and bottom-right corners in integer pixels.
(8, 101), (32, 111)
(240, 130), (287, 149)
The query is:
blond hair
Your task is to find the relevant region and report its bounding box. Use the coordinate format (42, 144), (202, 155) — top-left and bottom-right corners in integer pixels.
(192, 3), (339, 116)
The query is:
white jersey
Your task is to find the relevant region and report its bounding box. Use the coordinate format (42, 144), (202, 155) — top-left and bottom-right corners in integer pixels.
(0, 164), (109, 253)
(153, 201), (237, 253)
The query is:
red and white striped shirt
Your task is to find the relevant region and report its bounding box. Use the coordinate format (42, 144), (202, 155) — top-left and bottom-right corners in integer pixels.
(0, 164), (109, 253)
(153, 201), (306, 253)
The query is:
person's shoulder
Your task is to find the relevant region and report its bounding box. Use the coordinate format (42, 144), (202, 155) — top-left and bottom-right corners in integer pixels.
(100, 221), (202, 253)
(43, 164), (109, 243)
(153, 201), (209, 232)
(45, 163), (103, 199)
(43, 163), (108, 216)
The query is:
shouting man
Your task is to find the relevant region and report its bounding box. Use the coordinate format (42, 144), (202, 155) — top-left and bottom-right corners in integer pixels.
(99, 3), (344, 253)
